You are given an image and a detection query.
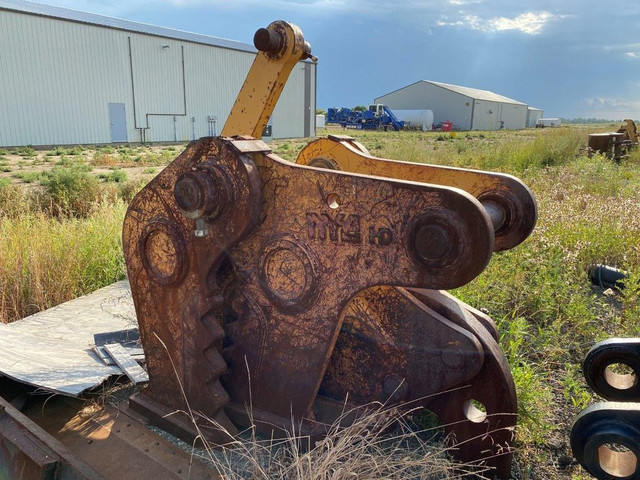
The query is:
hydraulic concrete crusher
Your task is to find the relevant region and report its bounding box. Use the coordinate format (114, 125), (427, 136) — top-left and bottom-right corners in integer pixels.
(123, 21), (538, 479)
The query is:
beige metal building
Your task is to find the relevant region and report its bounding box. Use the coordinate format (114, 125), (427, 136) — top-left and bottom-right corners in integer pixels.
(375, 80), (529, 131)
(526, 107), (544, 128)
(0, 0), (316, 147)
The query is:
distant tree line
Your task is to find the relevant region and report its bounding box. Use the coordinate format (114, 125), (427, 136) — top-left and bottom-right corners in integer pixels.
(316, 106), (368, 116)
(560, 117), (638, 124)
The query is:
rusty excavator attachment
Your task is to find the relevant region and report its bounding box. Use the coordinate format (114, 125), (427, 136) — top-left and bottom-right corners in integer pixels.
(123, 20), (537, 479)
(587, 119), (639, 162)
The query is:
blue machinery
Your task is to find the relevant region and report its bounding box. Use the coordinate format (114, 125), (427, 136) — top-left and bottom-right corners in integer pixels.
(327, 104), (405, 131)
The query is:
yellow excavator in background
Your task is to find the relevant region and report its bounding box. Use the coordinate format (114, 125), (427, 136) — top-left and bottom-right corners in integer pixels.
(618, 118), (639, 143)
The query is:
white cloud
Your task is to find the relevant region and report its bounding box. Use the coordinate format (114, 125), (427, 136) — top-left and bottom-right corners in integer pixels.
(585, 97), (640, 112)
(438, 11), (555, 35)
(583, 96), (640, 120)
(448, 0), (482, 5)
(599, 43), (640, 60)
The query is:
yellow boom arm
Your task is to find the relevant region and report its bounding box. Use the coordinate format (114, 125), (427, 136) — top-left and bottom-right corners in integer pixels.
(221, 21), (316, 138)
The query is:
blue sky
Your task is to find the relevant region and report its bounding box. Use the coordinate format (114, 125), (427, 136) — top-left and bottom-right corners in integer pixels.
(38, 0), (640, 119)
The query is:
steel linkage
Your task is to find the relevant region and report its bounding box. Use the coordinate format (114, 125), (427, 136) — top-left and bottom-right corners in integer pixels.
(123, 20), (537, 479)
(571, 339), (640, 479)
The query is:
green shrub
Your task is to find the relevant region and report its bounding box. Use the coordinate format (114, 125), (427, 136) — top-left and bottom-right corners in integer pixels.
(42, 166), (102, 217)
(97, 169), (127, 183)
(116, 179), (146, 202)
(97, 145), (115, 154)
(91, 152), (116, 167)
(57, 155), (90, 168)
(12, 171), (46, 184)
(11, 146), (36, 157)
(67, 145), (84, 156)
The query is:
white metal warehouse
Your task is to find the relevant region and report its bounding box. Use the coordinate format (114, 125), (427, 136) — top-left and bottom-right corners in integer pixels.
(0, 0), (316, 147)
(526, 107), (544, 128)
(375, 80), (531, 131)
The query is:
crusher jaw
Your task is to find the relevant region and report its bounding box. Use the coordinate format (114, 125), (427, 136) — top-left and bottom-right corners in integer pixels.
(123, 20), (537, 479)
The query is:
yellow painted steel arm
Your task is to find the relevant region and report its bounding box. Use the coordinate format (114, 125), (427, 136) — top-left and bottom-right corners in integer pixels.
(620, 119), (638, 143)
(221, 21), (316, 138)
(297, 135), (537, 251)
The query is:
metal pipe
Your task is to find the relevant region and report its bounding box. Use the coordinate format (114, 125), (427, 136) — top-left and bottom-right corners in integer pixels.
(144, 45), (188, 128)
(128, 36), (147, 142)
(482, 200), (506, 232)
(173, 116), (177, 142)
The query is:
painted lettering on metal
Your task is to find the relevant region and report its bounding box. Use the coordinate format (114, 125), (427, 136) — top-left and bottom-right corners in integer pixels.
(306, 212), (393, 246)
(306, 212), (361, 244)
(368, 226), (393, 246)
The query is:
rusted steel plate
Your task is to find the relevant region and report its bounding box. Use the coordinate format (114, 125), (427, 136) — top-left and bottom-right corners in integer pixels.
(220, 143), (495, 423)
(0, 396), (103, 480)
(318, 286), (516, 478)
(23, 396), (216, 480)
(320, 285), (484, 405)
(297, 136), (537, 251)
(123, 137), (262, 443)
(409, 288), (517, 479)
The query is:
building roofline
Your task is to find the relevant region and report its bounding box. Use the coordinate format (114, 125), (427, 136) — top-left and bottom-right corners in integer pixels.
(374, 80), (425, 102)
(0, 0), (258, 54)
(428, 80), (526, 105)
(427, 80), (474, 102)
(375, 79), (527, 106)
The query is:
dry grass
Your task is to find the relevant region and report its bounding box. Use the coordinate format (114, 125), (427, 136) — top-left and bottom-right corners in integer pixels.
(152, 336), (497, 479)
(199, 405), (494, 480)
(0, 187), (127, 322)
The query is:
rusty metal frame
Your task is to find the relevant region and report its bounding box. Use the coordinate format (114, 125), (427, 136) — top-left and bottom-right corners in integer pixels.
(121, 20), (538, 480)
(0, 396), (104, 480)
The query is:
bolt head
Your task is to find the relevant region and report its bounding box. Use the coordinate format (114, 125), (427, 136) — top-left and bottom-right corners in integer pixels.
(409, 212), (460, 269)
(174, 173), (205, 213)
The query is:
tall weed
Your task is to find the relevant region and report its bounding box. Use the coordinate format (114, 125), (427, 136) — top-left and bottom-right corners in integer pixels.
(42, 166), (103, 217)
(0, 200), (127, 322)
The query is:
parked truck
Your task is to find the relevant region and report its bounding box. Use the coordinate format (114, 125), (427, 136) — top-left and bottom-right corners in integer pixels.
(327, 104), (404, 131)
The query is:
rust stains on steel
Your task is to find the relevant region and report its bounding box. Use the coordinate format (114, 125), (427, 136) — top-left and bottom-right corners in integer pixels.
(0, 395), (104, 479)
(122, 20), (538, 480)
(123, 133), (523, 477)
(297, 134), (537, 252)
